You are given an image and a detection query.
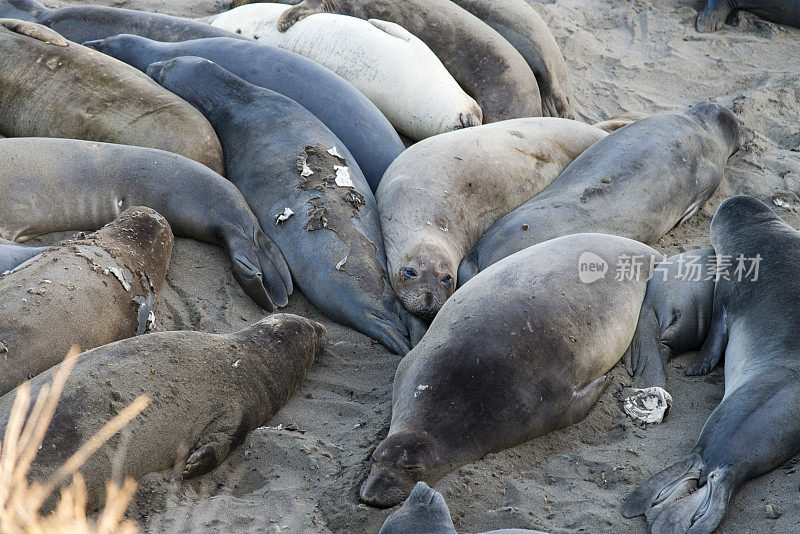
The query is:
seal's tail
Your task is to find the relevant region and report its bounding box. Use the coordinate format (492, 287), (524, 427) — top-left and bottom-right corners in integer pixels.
(623, 454), (733, 534)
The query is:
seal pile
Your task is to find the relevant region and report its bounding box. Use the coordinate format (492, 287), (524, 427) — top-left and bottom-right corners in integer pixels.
(0, 0), (798, 532)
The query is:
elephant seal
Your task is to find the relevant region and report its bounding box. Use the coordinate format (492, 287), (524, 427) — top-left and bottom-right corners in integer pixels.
(276, 0), (542, 123)
(0, 238), (47, 275)
(83, 34), (403, 192)
(0, 20), (224, 175)
(0, 0), (245, 42)
(209, 4), (482, 140)
(623, 196), (800, 534)
(697, 0), (800, 31)
(148, 57), (424, 354)
(458, 102), (752, 284)
(626, 249), (715, 389)
(0, 207), (173, 396)
(380, 482), (547, 534)
(448, 0), (572, 119)
(360, 233), (661, 507)
(0, 314), (325, 512)
(377, 118), (607, 319)
(0, 137), (291, 310)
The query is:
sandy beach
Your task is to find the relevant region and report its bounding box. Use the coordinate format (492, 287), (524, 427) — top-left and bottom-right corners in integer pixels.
(28, 0), (800, 532)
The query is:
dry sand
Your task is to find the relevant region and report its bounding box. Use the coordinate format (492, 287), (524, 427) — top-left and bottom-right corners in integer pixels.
(29, 0), (800, 532)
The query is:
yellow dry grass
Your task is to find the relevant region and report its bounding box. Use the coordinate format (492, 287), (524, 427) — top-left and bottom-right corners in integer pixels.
(0, 347), (150, 534)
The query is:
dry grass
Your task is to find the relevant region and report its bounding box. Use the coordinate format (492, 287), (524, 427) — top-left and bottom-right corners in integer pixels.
(0, 347), (150, 534)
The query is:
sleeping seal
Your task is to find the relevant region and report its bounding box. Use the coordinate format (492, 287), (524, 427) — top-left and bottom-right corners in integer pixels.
(0, 20), (224, 175)
(274, 0), (542, 123)
(377, 118), (607, 319)
(379, 482), (547, 534)
(627, 249), (715, 389)
(459, 102), (751, 284)
(360, 233), (661, 507)
(148, 56), (424, 354)
(0, 314), (325, 512)
(209, 4), (482, 140)
(0, 207), (173, 396)
(0, 0), (245, 42)
(0, 137), (291, 310)
(83, 34), (404, 192)
(623, 196), (800, 534)
(697, 0), (800, 31)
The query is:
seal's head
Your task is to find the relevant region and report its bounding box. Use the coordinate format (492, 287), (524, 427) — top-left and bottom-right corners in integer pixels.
(687, 101), (753, 156)
(392, 242), (457, 320)
(82, 34), (143, 65)
(378, 482), (456, 534)
(360, 430), (443, 508)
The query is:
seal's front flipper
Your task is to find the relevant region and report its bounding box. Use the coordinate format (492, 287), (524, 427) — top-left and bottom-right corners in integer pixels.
(368, 19), (413, 42)
(622, 453), (703, 518)
(563, 374), (612, 426)
(0, 18), (67, 46)
(628, 306), (670, 389)
(687, 299), (727, 375)
(648, 469), (733, 534)
(182, 431), (237, 479)
(456, 252), (480, 288)
(696, 0), (733, 32)
(277, 0), (331, 32)
(399, 307), (428, 348)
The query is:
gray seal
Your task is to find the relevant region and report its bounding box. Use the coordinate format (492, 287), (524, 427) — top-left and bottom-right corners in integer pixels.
(0, 207), (173, 396)
(0, 313), (325, 512)
(147, 56), (424, 354)
(0, 0), (245, 42)
(626, 248), (715, 389)
(697, 0), (800, 32)
(360, 233), (661, 507)
(0, 238), (47, 275)
(379, 482), (547, 534)
(0, 137), (291, 310)
(0, 19), (224, 175)
(458, 102), (752, 284)
(623, 196), (800, 534)
(83, 33), (404, 192)
(275, 0), (542, 123)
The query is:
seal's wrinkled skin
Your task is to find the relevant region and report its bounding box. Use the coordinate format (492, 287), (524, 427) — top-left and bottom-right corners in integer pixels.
(274, 0), (542, 123)
(459, 102), (752, 284)
(0, 314), (326, 512)
(0, 0), (244, 42)
(0, 20), (224, 175)
(361, 234), (661, 507)
(624, 196), (800, 534)
(84, 34), (403, 192)
(0, 207), (173, 396)
(147, 57), (424, 354)
(0, 138), (290, 310)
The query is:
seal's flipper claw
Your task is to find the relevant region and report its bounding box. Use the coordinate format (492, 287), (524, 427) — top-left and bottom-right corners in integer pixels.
(0, 18), (67, 46)
(183, 431), (235, 479)
(622, 454), (703, 518)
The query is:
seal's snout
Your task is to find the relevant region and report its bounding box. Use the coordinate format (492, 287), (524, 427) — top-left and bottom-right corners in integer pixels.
(359, 469), (413, 508)
(145, 60), (168, 84)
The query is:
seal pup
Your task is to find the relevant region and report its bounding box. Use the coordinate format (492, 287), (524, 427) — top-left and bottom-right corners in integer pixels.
(0, 314), (325, 512)
(380, 482), (547, 534)
(377, 118), (607, 319)
(697, 0), (800, 32)
(0, 137), (291, 310)
(360, 233), (661, 507)
(148, 57), (424, 354)
(0, 0), (245, 42)
(209, 4), (482, 140)
(0, 20), (224, 175)
(275, 0), (542, 123)
(448, 0), (573, 119)
(459, 102), (752, 284)
(84, 34), (404, 192)
(623, 196), (800, 534)
(0, 238), (47, 275)
(627, 249), (715, 389)
(0, 207), (173, 396)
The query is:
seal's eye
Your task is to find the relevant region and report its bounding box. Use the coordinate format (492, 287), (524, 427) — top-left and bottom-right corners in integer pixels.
(441, 275), (453, 288)
(403, 465), (424, 472)
(401, 267), (418, 281)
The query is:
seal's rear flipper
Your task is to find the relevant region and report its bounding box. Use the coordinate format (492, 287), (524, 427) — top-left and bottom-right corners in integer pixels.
(622, 453), (703, 518)
(687, 296), (727, 375)
(378, 482), (456, 534)
(648, 469), (732, 534)
(0, 18), (67, 46)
